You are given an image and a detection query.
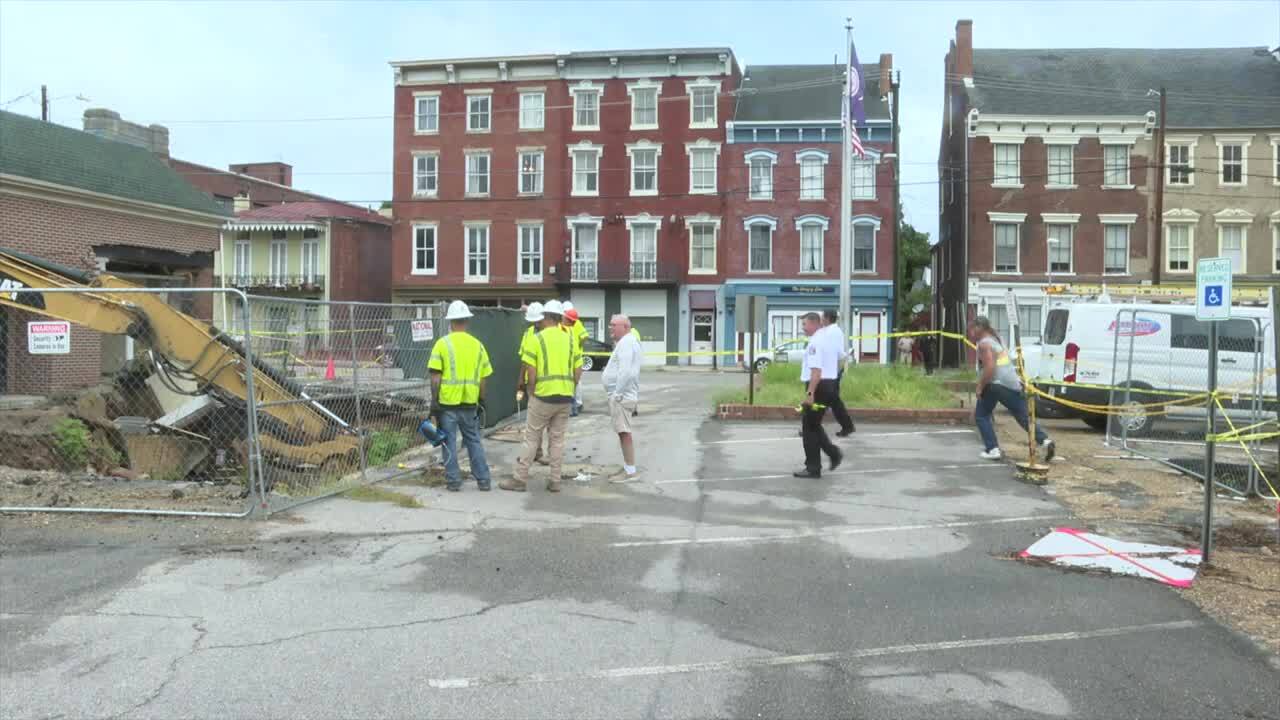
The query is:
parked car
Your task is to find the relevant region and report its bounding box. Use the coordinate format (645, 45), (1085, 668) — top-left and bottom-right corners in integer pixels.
(754, 337), (860, 372)
(581, 337), (613, 371)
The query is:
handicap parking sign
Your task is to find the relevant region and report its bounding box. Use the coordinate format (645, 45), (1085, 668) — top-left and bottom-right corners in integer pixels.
(1195, 257), (1232, 321)
(1203, 285), (1223, 307)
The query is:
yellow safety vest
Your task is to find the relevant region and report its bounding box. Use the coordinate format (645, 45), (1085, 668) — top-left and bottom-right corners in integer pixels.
(630, 328), (641, 341)
(529, 325), (579, 399)
(520, 326), (538, 364)
(428, 331), (492, 406)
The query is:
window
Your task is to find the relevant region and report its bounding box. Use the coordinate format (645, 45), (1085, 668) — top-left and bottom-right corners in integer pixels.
(1219, 225), (1245, 273)
(1044, 309), (1069, 345)
(518, 224), (542, 281)
(630, 146), (658, 195)
(1168, 143), (1193, 185)
(519, 150), (544, 195)
(1018, 304), (1043, 343)
(994, 144), (1020, 185)
(234, 235), (251, 277)
(1046, 145), (1074, 186)
(631, 317), (664, 343)
(414, 153), (438, 196)
(1104, 225), (1130, 275)
(301, 234), (320, 283)
(571, 146), (601, 196)
(852, 158), (876, 199)
(1274, 224), (1280, 273)
(747, 221), (773, 272)
(412, 224), (437, 275)
(799, 222), (824, 273)
(1103, 144), (1130, 186)
(799, 153), (826, 199)
(414, 93), (439, 134)
(573, 87), (600, 130)
(571, 223), (598, 281)
(689, 222), (717, 273)
(689, 83), (718, 127)
(749, 157), (773, 200)
(688, 145), (718, 194)
(994, 223), (1019, 272)
(269, 232), (287, 283)
(465, 224), (489, 281)
(1273, 136), (1280, 185)
(519, 92), (544, 130)
(1220, 143), (1244, 185)
(853, 222), (875, 272)
(630, 223), (658, 282)
(1166, 224), (1191, 272)
(465, 152), (490, 196)
(1047, 224), (1073, 273)
(630, 85), (658, 129)
(467, 93), (491, 133)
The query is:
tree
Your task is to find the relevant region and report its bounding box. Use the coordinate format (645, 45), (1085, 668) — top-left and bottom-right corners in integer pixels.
(896, 219), (932, 327)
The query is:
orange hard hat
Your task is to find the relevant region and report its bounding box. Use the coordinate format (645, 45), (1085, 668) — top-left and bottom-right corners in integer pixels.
(564, 309), (579, 322)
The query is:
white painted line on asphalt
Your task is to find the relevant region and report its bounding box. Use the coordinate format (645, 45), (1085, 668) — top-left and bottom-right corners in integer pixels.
(652, 462), (995, 485)
(608, 514), (1064, 548)
(425, 619), (1201, 690)
(700, 429), (971, 446)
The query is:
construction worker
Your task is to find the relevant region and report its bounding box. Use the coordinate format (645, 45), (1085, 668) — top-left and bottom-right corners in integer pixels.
(502, 299), (581, 493)
(562, 303), (588, 416)
(518, 302), (548, 465)
(968, 315), (1055, 462)
(428, 300), (493, 492)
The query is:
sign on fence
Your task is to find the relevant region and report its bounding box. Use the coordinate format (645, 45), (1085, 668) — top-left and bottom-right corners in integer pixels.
(1195, 257), (1233, 322)
(410, 319), (434, 342)
(27, 321), (70, 354)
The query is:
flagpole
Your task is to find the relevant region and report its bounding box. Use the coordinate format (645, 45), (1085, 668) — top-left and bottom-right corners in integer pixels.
(839, 19), (854, 341)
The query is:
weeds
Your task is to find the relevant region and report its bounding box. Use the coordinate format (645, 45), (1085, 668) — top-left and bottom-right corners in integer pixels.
(342, 485), (423, 508)
(365, 430), (413, 466)
(713, 363), (956, 410)
(52, 418), (91, 469)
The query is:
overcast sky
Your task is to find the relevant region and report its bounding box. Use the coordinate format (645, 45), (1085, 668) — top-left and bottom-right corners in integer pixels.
(2, 0), (1276, 242)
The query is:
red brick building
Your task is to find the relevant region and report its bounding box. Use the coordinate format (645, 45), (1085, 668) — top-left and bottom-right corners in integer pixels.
(388, 49), (739, 361)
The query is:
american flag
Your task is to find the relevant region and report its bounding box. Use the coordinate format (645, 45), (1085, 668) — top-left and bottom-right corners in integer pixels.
(846, 37), (867, 159)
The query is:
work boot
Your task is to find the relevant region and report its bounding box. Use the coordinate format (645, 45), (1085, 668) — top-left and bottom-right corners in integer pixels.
(546, 479), (562, 493)
(499, 479), (527, 492)
(793, 468), (821, 479)
(829, 449), (843, 471)
(535, 451), (550, 466)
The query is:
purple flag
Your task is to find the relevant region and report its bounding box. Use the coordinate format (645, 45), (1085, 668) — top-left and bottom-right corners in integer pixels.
(848, 39), (866, 126)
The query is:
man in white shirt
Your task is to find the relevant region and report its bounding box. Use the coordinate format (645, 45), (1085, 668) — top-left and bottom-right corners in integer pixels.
(603, 314), (643, 482)
(821, 309), (855, 436)
(795, 312), (843, 478)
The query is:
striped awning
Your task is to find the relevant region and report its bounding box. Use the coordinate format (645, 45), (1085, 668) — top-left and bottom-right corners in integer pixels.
(223, 221), (323, 232)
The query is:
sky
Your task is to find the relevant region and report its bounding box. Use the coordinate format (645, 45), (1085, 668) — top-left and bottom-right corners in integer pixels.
(2, 0), (1277, 243)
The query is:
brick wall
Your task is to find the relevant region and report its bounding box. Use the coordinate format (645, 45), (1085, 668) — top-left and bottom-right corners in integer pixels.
(329, 219), (393, 303)
(1, 192), (220, 395)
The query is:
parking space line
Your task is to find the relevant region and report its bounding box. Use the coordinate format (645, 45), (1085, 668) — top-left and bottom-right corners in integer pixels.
(425, 620), (1201, 689)
(607, 514), (1064, 548)
(700, 429), (971, 446)
(652, 462), (995, 485)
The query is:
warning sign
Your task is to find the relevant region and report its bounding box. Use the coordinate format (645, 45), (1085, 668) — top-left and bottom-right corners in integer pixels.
(410, 320), (434, 343)
(28, 321), (71, 354)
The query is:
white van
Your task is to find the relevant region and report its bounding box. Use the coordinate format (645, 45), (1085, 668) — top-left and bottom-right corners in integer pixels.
(1025, 301), (1276, 435)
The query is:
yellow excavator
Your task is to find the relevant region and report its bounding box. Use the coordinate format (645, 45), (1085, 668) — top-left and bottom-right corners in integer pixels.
(0, 248), (362, 475)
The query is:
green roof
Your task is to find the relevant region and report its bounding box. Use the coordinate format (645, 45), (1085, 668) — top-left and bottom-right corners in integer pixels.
(0, 110), (228, 217)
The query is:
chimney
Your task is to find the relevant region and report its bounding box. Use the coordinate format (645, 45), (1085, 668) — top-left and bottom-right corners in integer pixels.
(233, 194), (252, 214)
(954, 19), (974, 82)
(878, 53), (894, 98)
(82, 108), (170, 157)
(230, 162), (293, 187)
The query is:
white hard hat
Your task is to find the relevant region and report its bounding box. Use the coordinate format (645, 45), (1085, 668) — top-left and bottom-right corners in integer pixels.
(561, 300), (575, 312)
(542, 299), (564, 316)
(445, 299), (473, 320)
(524, 302), (545, 322)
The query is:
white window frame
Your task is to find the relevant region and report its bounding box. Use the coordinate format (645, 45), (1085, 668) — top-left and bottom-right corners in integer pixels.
(1099, 214), (1137, 276)
(795, 215), (828, 274)
(852, 215), (880, 274)
(518, 148), (544, 196)
(686, 214), (720, 275)
(566, 215), (603, 283)
(1216, 134), (1251, 187)
(464, 150), (491, 197)
(465, 90), (492, 134)
(1165, 136), (1198, 187)
(1045, 225), (1075, 275)
(988, 211), (1027, 274)
(744, 215), (777, 273)
(464, 222), (490, 282)
(1045, 141), (1076, 188)
(1215, 209), (1254, 275)
(1272, 214), (1280, 273)
(625, 214), (661, 283)
(1163, 209), (1199, 275)
(301, 235), (320, 283)
(796, 149), (829, 200)
(413, 91), (440, 135)
(233, 236), (251, 277)
(1271, 134), (1280, 187)
(569, 141), (603, 197)
(627, 80), (661, 131)
(517, 221), (543, 282)
(1041, 213), (1080, 276)
(1101, 141), (1133, 188)
(686, 139), (721, 195)
(413, 152), (438, 197)
(686, 78), (720, 129)
(745, 149), (777, 201)
(852, 156), (877, 200)
(572, 81), (603, 132)
(519, 90), (545, 131)
(269, 234), (288, 284)
(411, 223), (437, 276)
(991, 138), (1024, 188)
(625, 140), (661, 197)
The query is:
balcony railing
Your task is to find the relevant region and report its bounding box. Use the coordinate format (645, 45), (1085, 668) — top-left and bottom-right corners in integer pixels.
(557, 260), (680, 284)
(216, 274), (325, 291)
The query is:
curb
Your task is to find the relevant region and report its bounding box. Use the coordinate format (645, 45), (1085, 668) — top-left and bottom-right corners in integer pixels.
(716, 404), (971, 424)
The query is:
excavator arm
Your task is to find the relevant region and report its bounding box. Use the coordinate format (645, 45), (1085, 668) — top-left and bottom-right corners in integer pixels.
(0, 249), (360, 469)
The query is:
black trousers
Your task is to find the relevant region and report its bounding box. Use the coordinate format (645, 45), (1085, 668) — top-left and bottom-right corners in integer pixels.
(802, 379), (841, 472)
(828, 369), (854, 433)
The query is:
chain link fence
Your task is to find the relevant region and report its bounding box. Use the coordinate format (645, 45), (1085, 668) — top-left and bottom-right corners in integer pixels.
(1106, 307), (1277, 498)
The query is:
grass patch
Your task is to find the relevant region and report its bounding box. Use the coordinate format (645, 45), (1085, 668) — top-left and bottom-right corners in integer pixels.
(713, 363), (957, 410)
(365, 430), (414, 466)
(342, 484), (423, 508)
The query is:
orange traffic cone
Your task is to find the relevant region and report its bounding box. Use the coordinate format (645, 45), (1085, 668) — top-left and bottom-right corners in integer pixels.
(324, 356), (336, 381)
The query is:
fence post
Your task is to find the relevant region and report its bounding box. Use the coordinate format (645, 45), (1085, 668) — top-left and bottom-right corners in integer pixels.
(235, 291), (268, 514)
(1121, 309), (1138, 451)
(347, 304), (367, 480)
(1202, 321), (1219, 563)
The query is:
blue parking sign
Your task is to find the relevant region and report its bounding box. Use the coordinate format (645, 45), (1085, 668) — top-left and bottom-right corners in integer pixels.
(1195, 257), (1232, 321)
(1203, 285), (1223, 307)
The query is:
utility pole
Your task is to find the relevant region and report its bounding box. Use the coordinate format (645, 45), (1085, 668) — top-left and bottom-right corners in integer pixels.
(40, 85), (48, 122)
(1151, 86), (1167, 286)
(889, 70), (901, 358)
(838, 19), (854, 339)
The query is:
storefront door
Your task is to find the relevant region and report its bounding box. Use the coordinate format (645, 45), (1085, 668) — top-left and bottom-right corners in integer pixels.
(691, 312), (714, 366)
